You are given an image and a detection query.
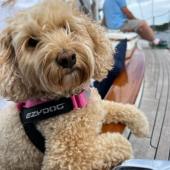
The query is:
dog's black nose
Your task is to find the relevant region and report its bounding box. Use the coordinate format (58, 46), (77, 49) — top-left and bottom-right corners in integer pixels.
(56, 51), (76, 68)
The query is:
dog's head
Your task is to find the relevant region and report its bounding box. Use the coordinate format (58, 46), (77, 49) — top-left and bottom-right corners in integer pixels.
(0, 0), (113, 101)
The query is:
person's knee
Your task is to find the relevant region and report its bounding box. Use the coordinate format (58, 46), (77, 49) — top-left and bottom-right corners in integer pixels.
(138, 20), (149, 31)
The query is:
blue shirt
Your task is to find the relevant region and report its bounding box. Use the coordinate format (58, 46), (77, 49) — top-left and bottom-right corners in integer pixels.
(103, 0), (127, 29)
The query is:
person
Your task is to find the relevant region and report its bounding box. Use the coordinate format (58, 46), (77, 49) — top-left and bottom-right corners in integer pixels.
(93, 39), (127, 99)
(103, 0), (167, 48)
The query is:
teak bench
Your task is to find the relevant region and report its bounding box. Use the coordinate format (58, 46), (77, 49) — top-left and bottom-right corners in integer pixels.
(102, 47), (145, 133)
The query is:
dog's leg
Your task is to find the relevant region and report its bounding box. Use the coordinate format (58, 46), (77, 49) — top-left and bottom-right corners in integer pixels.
(90, 133), (132, 170)
(102, 100), (149, 137)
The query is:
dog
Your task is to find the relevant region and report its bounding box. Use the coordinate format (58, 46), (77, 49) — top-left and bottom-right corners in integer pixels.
(0, 0), (149, 169)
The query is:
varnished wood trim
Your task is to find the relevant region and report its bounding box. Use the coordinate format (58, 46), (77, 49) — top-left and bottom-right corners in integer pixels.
(102, 49), (145, 133)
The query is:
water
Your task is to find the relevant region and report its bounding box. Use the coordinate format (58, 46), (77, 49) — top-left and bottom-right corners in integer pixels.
(127, 0), (170, 25)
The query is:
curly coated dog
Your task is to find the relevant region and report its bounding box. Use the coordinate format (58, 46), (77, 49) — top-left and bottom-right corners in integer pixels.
(0, 0), (149, 169)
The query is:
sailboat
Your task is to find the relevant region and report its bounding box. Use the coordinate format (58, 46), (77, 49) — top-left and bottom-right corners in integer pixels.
(81, 1), (170, 169)
(0, 1), (170, 169)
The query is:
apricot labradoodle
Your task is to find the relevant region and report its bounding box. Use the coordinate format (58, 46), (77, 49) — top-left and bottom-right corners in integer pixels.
(0, 0), (149, 169)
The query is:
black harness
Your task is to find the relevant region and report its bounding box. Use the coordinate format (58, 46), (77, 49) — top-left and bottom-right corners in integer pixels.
(19, 97), (74, 153)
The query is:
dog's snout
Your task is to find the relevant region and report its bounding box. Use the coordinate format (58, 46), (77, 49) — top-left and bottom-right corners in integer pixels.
(56, 51), (76, 68)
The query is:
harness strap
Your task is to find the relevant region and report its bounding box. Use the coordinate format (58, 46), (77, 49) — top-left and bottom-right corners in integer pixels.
(19, 91), (89, 153)
(20, 119), (45, 153)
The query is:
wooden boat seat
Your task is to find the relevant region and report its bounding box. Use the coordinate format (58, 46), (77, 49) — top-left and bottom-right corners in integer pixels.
(106, 30), (138, 41)
(102, 48), (145, 133)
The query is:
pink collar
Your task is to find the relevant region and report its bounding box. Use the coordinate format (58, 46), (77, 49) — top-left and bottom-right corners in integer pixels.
(17, 90), (90, 110)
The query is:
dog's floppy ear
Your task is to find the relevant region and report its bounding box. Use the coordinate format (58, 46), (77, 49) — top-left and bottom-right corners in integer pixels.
(0, 28), (14, 64)
(0, 28), (17, 100)
(82, 16), (114, 81)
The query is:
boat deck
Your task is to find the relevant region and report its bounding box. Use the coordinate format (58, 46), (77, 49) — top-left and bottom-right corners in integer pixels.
(128, 44), (170, 160)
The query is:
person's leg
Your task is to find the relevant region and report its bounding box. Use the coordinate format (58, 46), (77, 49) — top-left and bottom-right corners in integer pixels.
(136, 20), (155, 41)
(121, 19), (154, 41)
(120, 19), (167, 47)
(94, 39), (127, 99)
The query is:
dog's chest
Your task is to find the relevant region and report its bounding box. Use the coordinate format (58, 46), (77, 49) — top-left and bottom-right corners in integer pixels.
(37, 99), (106, 137)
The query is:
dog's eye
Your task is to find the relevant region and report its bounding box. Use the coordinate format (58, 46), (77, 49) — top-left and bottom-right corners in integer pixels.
(27, 38), (39, 48)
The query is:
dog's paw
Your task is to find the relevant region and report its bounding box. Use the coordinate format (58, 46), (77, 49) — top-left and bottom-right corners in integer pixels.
(131, 117), (149, 138)
(126, 105), (149, 138)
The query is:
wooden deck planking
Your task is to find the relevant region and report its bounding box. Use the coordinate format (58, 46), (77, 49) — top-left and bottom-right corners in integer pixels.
(156, 102), (170, 159)
(129, 48), (170, 160)
(149, 50), (168, 150)
(155, 50), (170, 160)
(151, 50), (170, 160)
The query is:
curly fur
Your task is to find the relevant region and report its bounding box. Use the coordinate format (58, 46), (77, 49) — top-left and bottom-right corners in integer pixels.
(0, 0), (113, 101)
(0, 0), (149, 169)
